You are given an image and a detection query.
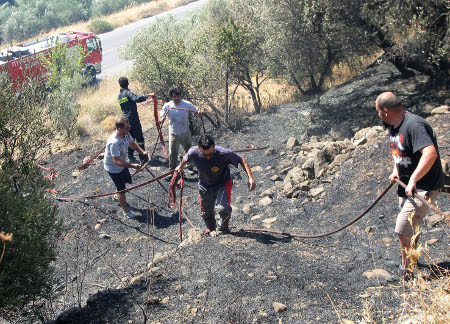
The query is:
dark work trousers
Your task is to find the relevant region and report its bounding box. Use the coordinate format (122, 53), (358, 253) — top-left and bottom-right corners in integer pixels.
(199, 180), (233, 231)
(128, 123), (146, 162)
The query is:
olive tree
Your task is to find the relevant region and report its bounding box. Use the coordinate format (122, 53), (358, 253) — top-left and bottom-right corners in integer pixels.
(0, 73), (61, 321)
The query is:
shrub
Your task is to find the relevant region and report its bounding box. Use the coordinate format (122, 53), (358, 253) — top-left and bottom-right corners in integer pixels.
(0, 73), (61, 320)
(88, 19), (114, 34)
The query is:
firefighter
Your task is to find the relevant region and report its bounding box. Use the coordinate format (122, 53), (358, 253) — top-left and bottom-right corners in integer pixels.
(118, 76), (150, 163)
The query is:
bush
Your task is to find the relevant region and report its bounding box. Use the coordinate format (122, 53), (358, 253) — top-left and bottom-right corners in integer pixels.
(0, 73), (61, 320)
(88, 19), (114, 34)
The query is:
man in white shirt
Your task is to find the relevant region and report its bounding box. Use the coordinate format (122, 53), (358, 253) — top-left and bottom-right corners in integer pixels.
(104, 117), (150, 219)
(160, 87), (202, 171)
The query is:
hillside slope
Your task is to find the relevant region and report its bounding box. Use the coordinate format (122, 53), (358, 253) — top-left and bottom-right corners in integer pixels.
(42, 62), (449, 324)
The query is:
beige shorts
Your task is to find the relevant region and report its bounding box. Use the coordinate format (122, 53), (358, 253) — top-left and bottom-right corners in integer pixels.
(395, 189), (440, 237)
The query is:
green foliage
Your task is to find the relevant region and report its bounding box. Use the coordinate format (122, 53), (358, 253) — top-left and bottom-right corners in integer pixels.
(88, 19), (114, 34)
(41, 41), (86, 139)
(0, 72), (61, 319)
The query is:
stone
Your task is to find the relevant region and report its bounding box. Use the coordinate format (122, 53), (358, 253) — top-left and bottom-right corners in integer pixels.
(242, 203), (255, 215)
(310, 187), (324, 197)
(430, 105), (449, 115)
(94, 223), (101, 231)
(362, 269), (391, 280)
(426, 214), (442, 227)
(258, 196), (273, 207)
(162, 297), (170, 304)
(353, 137), (367, 146)
(329, 153), (350, 169)
(130, 274), (146, 285)
(294, 155), (307, 166)
(72, 170), (80, 177)
(264, 147), (276, 155)
(97, 153), (105, 160)
(273, 302), (287, 313)
(302, 158), (315, 173)
(286, 137), (300, 149)
(259, 188), (274, 198)
(251, 215), (262, 221)
(146, 297), (160, 305)
(342, 320), (356, 324)
(251, 166), (264, 172)
(427, 238), (438, 245)
(99, 233), (110, 239)
(329, 121), (354, 140)
(188, 228), (203, 243)
(263, 217), (277, 224)
(381, 237), (392, 245)
(270, 175), (281, 182)
(235, 196), (243, 203)
(278, 159), (295, 171)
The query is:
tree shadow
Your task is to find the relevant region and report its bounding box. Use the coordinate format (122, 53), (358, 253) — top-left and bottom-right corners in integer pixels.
(230, 229), (293, 245)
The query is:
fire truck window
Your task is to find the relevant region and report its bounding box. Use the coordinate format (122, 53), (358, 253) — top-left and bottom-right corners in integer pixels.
(86, 38), (98, 52)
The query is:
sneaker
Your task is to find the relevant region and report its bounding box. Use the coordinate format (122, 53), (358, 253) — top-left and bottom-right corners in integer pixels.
(123, 209), (137, 219)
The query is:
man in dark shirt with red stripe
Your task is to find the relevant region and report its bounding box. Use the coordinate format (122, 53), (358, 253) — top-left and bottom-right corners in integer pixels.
(376, 92), (443, 280)
(176, 135), (256, 234)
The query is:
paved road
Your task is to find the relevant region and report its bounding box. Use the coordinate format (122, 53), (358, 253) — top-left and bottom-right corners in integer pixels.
(97, 0), (207, 78)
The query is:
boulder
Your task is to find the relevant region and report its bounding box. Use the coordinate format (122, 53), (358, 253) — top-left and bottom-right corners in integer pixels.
(431, 105), (449, 115)
(286, 137), (300, 149)
(329, 121), (354, 140)
(264, 147), (276, 155)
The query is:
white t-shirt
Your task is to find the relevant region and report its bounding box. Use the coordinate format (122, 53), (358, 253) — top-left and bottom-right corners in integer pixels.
(103, 132), (134, 173)
(160, 99), (198, 135)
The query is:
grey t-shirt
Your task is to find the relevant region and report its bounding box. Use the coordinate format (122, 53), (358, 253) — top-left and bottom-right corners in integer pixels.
(160, 99), (198, 135)
(103, 132), (134, 173)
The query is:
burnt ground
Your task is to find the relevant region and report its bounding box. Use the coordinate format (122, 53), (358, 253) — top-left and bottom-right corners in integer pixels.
(29, 62), (450, 323)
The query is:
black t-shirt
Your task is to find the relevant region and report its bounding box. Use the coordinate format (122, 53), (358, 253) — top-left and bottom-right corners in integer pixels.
(389, 112), (443, 197)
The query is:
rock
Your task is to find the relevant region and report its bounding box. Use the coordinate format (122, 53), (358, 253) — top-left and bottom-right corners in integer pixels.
(130, 274), (146, 285)
(270, 174), (281, 182)
(353, 137), (367, 146)
(94, 223), (101, 231)
(329, 153), (350, 170)
(259, 188), (274, 198)
(188, 228), (203, 243)
(72, 170), (80, 177)
(294, 155), (307, 166)
(258, 196), (273, 207)
(235, 196), (243, 203)
(323, 143), (340, 162)
(277, 159), (294, 171)
(97, 152), (105, 160)
(251, 166), (264, 172)
(362, 269), (391, 280)
(302, 158), (315, 173)
(161, 297), (170, 304)
(342, 320), (356, 324)
(310, 187), (324, 197)
(311, 151), (327, 178)
(381, 237), (392, 245)
(251, 215), (262, 221)
(99, 233), (110, 239)
(286, 137), (300, 149)
(431, 105), (449, 115)
(146, 297), (160, 305)
(284, 167), (313, 198)
(427, 238), (438, 245)
(273, 302), (287, 313)
(426, 214), (442, 227)
(82, 156), (91, 164)
(264, 147), (276, 155)
(262, 217), (277, 224)
(242, 203), (255, 215)
(97, 218), (107, 224)
(329, 121), (354, 140)
(364, 226), (372, 233)
(310, 136), (319, 143)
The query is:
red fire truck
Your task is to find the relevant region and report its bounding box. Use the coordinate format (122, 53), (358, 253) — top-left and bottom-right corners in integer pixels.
(0, 30), (102, 84)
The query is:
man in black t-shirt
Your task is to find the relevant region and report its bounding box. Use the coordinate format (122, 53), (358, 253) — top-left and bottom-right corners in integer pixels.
(376, 92), (443, 280)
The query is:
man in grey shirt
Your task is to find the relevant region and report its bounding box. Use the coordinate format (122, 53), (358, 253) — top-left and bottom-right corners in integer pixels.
(160, 87), (202, 171)
(104, 117), (150, 219)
